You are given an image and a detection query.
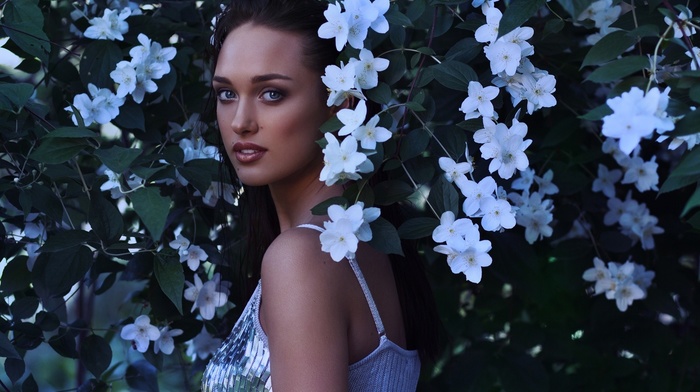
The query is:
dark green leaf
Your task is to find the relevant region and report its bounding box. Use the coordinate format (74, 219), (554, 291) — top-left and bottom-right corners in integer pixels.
(581, 30), (637, 68)
(497, 350), (549, 392)
(445, 38), (481, 63)
(311, 196), (349, 215)
(498, 0), (546, 38)
(430, 60), (477, 91)
(0, 332), (21, 359)
(126, 360), (160, 392)
(399, 129), (430, 160)
(154, 254), (184, 314)
(29, 184), (63, 223)
(113, 101), (146, 131)
(2, 0), (50, 64)
(80, 335), (112, 378)
(384, 51), (407, 85)
(90, 193), (124, 245)
(40, 230), (93, 252)
(0, 82), (33, 113)
(669, 109), (700, 137)
(579, 103), (613, 121)
(22, 374), (38, 392)
(373, 180), (415, 205)
(368, 217), (403, 256)
(178, 165), (213, 195)
(44, 127), (98, 139)
(556, 0), (592, 19)
(585, 56), (649, 83)
(78, 379), (111, 392)
(660, 148), (700, 194)
(385, 4), (413, 27)
(31, 246), (93, 298)
(320, 115), (342, 133)
(80, 40), (123, 89)
(94, 146), (143, 174)
(681, 185), (700, 217)
(49, 332), (79, 358)
(29, 138), (88, 164)
(130, 187), (171, 241)
(35, 311), (60, 331)
(365, 83), (392, 105)
(10, 297), (39, 319)
(4, 357), (25, 385)
(0, 256), (31, 294)
(428, 176), (459, 216)
(155, 69), (177, 99)
(398, 217), (439, 239)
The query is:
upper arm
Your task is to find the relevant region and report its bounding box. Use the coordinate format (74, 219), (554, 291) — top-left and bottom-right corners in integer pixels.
(260, 229), (349, 392)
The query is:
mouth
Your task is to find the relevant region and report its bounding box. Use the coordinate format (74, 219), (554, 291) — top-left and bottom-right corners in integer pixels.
(233, 142), (267, 163)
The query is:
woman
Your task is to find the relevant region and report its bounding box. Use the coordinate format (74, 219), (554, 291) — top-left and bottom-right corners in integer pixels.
(202, 1), (439, 390)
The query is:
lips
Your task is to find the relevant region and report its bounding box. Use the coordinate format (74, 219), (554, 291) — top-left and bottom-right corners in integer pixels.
(233, 142), (267, 163)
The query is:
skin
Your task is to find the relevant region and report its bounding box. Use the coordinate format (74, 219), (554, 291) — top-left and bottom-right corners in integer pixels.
(214, 23), (407, 391)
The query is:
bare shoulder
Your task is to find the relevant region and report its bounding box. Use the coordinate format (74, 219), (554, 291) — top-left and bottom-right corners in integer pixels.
(260, 227), (351, 390)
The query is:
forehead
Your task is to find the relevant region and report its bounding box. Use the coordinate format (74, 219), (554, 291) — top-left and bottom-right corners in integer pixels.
(215, 23), (310, 78)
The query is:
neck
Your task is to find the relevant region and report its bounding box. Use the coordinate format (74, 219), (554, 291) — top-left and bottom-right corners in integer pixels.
(268, 173), (344, 232)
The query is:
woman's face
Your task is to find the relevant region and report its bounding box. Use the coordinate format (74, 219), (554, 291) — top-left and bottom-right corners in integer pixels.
(214, 23), (333, 188)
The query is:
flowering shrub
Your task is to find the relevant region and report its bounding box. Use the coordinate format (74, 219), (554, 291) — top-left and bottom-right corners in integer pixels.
(2, 0), (700, 390)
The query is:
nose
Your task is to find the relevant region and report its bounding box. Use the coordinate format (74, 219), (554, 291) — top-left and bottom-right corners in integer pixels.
(230, 100), (258, 135)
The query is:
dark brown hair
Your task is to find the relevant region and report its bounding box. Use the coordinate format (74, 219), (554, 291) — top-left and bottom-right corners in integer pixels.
(209, 0), (442, 362)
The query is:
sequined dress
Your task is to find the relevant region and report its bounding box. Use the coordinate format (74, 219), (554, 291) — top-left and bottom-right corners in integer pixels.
(201, 225), (421, 391)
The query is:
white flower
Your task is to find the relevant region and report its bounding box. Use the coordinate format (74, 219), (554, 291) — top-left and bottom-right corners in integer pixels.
(614, 280), (645, 312)
(100, 169), (121, 192)
(179, 244), (207, 271)
(474, 7), (502, 44)
(353, 48), (390, 90)
(621, 155), (658, 192)
(523, 74), (556, 114)
(432, 211), (478, 250)
(460, 81), (500, 119)
(154, 326), (183, 355)
(501, 26), (534, 57)
(110, 61), (137, 98)
(186, 327), (222, 360)
(322, 62), (363, 107)
(88, 83), (123, 121)
(184, 274), (228, 320)
(479, 119), (532, 179)
(169, 234), (190, 251)
(582, 257), (611, 295)
(457, 176), (497, 217)
(686, 47), (700, 70)
(368, 0), (390, 33)
(434, 237), (492, 283)
(352, 114), (392, 149)
(511, 168), (535, 190)
(337, 100), (367, 136)
(84, 8), (131, 41)
(664, 9), (696, 39)
(592, 164), (622, 198)
(131, 75), (158, 104)
(534, 169), (559, 195)
(484, 40), (522, 76)
(65, 93), (100, 126)
(120, 315), (160, 353)
(318, 2), (350, 51)
(320, 202), (378, 261)
(439, 157), (473, 185)
(200, 181), (238, 207)
(319, 133), (372, 185)
(480, 197), (516, 231)
(513, 191), (553, 243)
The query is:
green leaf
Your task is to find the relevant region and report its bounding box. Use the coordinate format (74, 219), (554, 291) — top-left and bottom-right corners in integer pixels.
(22, 375), (39, 392)
(659, 148), (700, 194)
(579, 103), (613, 121)
(80, 40), (123, 89)
(430, 60), (477, 91)
(178, 165), (213, 195)
(385, 4), (413, 27)
(498, 0), (546, 38)
(95, 146), (143, 174)
(4, 358), (25, 385)
(374, 180), (415, 205)
(365, 83), (392, 105)
(154, 253), (184, 315)
(581, 30), (637, 68)
(29, 138), (88, 164)
(0, 82), (33, 113)
(130, 187), (171, 241)
(311, 196), (348, 215)
(49, 331), (78, 358)
(2, 0), (50, 63)
(445, 38), (481, 63)
(40, 230), (94, 252)
(0, 332), (21, 359)
(428, 176), (459, 216)
(368, 217), (403, 256)
(10, 297), (39, 319)
(31, 246), (93, 298)
(0, 256), (31, 294)
(113, 101), (146, 131)
(585, 56), (649, 83)
(89, 193), (124, 245)
(399, 128), (430, 160)
(681, 185), (700, 217)
(398, 217), (439, 239)
(669, 109), (700, 137)
(126, 360), (160, 392)
(555, 0), (592, 19)
(320, 115), (342, 133)
(44, 127), (98, 139)
(80, 335), (112, 378)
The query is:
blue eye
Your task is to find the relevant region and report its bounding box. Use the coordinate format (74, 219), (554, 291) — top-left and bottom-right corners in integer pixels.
(262, 90), (283, 101)
(217, 89), (235, 101)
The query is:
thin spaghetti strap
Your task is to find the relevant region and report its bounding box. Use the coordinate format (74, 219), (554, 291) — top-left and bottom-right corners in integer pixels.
(296, 223), (386, 337)
(347, 256), (386, 337)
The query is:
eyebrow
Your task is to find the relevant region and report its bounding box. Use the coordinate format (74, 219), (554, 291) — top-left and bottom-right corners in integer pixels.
(212, 73), (292, 85)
